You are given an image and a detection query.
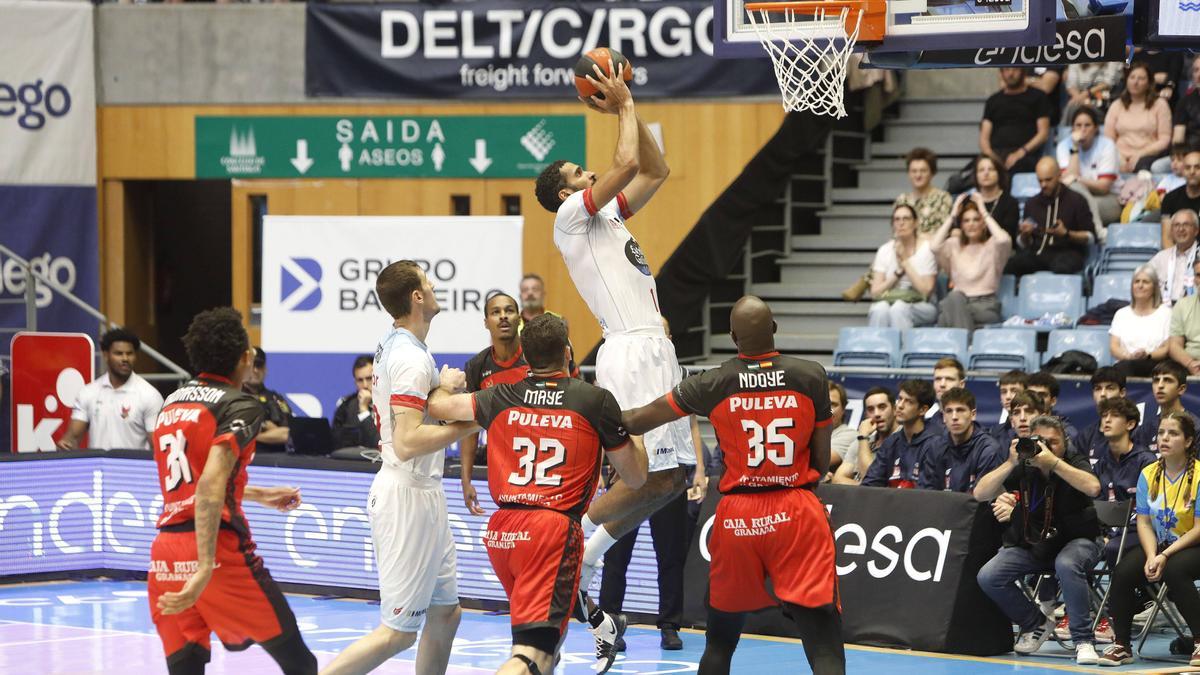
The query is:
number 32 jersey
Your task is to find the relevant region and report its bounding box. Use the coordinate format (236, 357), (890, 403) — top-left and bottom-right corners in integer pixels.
(473, 374), (630, 518)
(668, 352), (832, 494)
(152, 374), (265, 531)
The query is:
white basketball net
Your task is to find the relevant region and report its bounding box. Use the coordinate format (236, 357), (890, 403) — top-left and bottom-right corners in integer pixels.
(746, 4), (863, 118)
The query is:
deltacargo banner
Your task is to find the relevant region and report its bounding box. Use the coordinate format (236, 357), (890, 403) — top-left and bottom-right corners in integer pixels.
(0, 1), (100, 357)
(260, 215), (523, 420)
(305, 1), (778, 100)
(0, 454), (669, 615)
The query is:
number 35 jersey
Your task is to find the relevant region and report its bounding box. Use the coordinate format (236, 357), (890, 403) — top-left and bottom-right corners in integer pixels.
(668, 352), (832, 494)
(473, 374), (630, 518)
(152, 374), (265, 531)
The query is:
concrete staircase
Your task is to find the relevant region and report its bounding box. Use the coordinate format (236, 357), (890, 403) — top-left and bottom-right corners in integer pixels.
(703, 92), (990, 367)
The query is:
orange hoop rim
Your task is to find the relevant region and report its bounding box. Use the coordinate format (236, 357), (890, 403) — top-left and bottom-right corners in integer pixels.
(744, 0), (887, 42)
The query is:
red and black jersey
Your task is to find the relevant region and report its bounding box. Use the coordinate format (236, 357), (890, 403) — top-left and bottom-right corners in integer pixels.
(152, 373), (264, 533)
(668, 352), (832, 494)
(473, 374), (629, 518)
(465, 346), (531, 392)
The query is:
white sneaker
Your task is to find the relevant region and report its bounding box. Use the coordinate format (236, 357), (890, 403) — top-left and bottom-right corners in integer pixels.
(1076, 642), (1100, 665)
(1133, 600), (1176, 628)
(1015, 616), (1056, 655)
(1038, 600), (1059, 618)
(588, 611), (626, 674)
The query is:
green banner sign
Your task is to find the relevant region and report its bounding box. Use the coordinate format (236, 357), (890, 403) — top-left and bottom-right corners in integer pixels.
(194, 115), (585, 179)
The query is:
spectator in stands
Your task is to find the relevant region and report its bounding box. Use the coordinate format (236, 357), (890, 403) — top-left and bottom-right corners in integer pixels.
(894, 147), (953, 237)
(1151, 209), (1199, 306)
(1026, 372), (1081, 449)
(1058, 106), (1122, 233)
(973, 154), (1021, 240)
(1064, 62), (1123, 124)
(1171, 58), (1200, 150)
(1155, 143), (1190, 204)
(926, 357), (966, 437)
(331, 354), (379, 451)
(1075, 367), (1128, 462)
(56, 328), (163, 451)
(1097, 413), (1200, 667)
(243, 347), (292, 453)
(988, 370), (1030, 445)
(976, 416), (1102, 664)
(828, 381), (857, 474)
(868, 204), (938, 329)
(1162, 153), (1200, 249)
(926, 387), (1005, 493)
(996, 390), (1050, 449)
(1029, 67), (1067, 127)
(1109, 265), (1172, 377)
(1105, 62), (1173, 173)
(930, 193), (1013, 331)
(981, 67), (1052, 174)
(833, 386), (897, 485)
(1132, 360), (1198, 452)
(1168, 257), (1200, 375)
(517, 273), (562, 332)
(863, 380), (947, 489)
(1005, 157), (1096, 277)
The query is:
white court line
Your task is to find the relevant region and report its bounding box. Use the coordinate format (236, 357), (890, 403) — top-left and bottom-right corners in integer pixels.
(0, 633), (153, 648)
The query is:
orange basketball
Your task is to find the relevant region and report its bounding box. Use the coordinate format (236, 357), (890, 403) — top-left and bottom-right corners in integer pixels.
(574, 48), (633, 100)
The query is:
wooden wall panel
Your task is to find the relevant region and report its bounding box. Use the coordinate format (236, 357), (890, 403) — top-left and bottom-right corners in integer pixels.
(100, 103), (786, 356)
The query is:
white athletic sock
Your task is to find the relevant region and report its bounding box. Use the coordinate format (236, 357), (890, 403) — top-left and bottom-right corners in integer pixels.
(580, 525), (618, 590)
(581, 513), (598, 539)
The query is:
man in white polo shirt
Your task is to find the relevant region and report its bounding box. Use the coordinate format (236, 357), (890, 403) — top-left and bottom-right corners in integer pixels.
(1057, 106), (1120, 236)
(57, 328), (164, 450)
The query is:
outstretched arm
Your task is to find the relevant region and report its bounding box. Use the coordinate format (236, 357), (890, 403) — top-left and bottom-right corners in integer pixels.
(620, 115), (670, 215)
(622, 395), (685, 436)
(580, 61), (639, 211)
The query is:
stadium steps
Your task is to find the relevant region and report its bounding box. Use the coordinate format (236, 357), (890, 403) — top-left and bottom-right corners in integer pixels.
(778, 252), (875, 298)
(899, 98), (985, 124)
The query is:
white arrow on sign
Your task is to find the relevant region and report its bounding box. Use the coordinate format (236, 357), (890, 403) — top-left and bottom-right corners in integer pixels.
(468, 139), (493, 174)
(291, 139), (314, 174)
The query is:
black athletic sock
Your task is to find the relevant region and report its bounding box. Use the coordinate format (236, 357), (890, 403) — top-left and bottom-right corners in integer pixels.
(262, 630), (318, 675)
(782, 602), (846, 675)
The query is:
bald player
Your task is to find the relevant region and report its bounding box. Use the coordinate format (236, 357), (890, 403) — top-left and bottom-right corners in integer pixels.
(622, 296), (844, 675)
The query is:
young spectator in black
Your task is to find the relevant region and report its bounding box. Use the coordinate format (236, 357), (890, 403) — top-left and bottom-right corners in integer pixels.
(1132, 359), (1199, 452)
(973, 155), (1021, 240)
(926, 387), (1005, 492)
(832, 387), (897, 485)
(862, 380), (947, 489)
(1005, 157), (1096, 277)
(989, 370), (1030, 445)
(331, 354), (379, 450)
(1076, 367), (1128, 462)
(1030, 66), (1067, 126)
(1172, 59), (1200, 149)
(926, 357), (965, 438)
(1161, 150), (1200, 248)
(981, 67), (1053, 174)
(1026, 371), (1082, 450)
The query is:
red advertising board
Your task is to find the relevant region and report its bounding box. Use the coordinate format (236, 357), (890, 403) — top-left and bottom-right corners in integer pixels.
(10, 332), (94, 453)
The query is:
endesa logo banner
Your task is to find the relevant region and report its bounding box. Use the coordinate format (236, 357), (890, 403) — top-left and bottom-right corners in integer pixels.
(10, 332), (94, 453)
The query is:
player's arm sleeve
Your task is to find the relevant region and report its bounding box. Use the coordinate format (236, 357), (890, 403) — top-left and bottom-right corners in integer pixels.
(471, 390), (494, 429)
(70, 386), (92, 422)
(388, 353), (433, 412)
(808, 365), (833, 428)
(143, 387), (165, 434)
(554, 190), (596, 235)
(597, 390), (632, 450)
(214, 398), (266, 453)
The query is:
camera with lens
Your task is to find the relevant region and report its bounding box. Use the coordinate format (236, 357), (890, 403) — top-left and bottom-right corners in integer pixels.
(1016, 435), (1042, 464)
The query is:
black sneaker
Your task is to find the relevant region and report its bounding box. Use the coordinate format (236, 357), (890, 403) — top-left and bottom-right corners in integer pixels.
(590, 612), (627, 673)
(660, 628), (683, 650)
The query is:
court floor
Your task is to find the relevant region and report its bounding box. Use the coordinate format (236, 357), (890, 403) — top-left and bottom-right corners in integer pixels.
(0, 579), (1196, 674)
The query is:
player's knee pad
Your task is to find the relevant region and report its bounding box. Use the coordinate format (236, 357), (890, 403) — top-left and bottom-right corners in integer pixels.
(510, 653), (543, 675)
(263, 630), (318, 675)
(512, 626), (561, 656)
(166, 643), (211, 675)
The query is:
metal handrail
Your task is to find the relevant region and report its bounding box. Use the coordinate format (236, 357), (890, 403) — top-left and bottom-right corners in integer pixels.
(0, 241), (190, 381)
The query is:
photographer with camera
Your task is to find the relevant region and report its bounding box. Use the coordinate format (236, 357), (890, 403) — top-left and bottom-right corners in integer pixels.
(975, 417), (1102, 664)
(1097, 413), (1200, 667)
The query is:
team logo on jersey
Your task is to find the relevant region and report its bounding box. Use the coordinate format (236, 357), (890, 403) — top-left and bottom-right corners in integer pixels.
(624, 239), (651, 276)
(280, 257), (323, 311)
(120, 404), (131, 419)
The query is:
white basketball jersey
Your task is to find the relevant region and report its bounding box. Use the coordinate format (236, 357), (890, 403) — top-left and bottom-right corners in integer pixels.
(553, 188), (663, 337)
(373, 326), (443, 484)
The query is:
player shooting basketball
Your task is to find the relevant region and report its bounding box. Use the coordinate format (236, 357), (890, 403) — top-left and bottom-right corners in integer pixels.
(533, 53), (697, 667)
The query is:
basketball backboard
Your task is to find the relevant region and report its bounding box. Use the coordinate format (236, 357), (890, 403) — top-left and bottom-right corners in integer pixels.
(713, 0), (1057, 57)
(1135, 0), (1200, 48)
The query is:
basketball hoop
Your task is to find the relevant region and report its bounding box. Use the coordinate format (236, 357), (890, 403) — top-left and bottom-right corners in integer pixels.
(745, 0), (885, 118)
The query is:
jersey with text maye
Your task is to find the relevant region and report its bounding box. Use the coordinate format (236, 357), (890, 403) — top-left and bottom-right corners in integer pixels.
(669, 354), (832, 493)
(473, 375), (629, 517)
(374, 326), (444, 481)
(553, 188), (662, 335)
(153, 375), (264, 531)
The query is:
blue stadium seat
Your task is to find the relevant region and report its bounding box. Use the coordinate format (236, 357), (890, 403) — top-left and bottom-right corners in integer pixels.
(833, 327), (900, 368)
(901, 328), (969, 368)
(1016, 274), (1085, 323)
(1088, 272), (1132, 309)
(998, 274), (1018, 319)
(1043, 329), (1112, 367)
(1011, 173), (1040, 200)
(1098, 223), (1160, 274)
(968, 329), (1039, 372)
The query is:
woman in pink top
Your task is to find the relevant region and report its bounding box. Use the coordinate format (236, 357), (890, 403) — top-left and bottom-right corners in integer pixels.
(930, 192), (1014, 331)
(1105, 62), (1172, 172)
